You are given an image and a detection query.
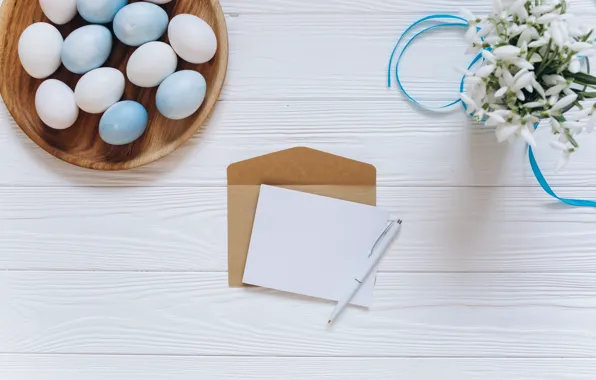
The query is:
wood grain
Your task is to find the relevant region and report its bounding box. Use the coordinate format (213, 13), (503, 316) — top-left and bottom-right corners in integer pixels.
(1, 355), (595, 380)
(1, 272), (596, 356)
(0, 0), (228, 170)
(219, 0), (596, 14)
(4, 99), (596, 187)
(2, 186), (596, 273)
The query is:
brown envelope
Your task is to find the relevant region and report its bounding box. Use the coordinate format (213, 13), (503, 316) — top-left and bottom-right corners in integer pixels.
(227, 147), (377, 287)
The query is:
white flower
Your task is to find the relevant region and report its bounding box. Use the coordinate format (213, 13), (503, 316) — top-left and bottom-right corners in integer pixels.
(521, 125), (537, 147)
(493, 45), (521, 59)
(461, 8), (478, 24)
(529, 53), (542, 63)
(549, 140), (569, 151)
(494, 86), (509, 98)
(528, 38), (548, 48)
(545, 83), (566, 96)
(538, 13), (560, 25)
(512, 58), (534, 70)
(551, 117), (562, 132)
(549, 21), (566, 46)
(531, 78), (546, 98)
(549, 93), (560, 106)
(474, 64), (496, 78)
(568, 58), (581, 73)
(512, 72), (534, 92)
(524, 100), (547, 108)
(531, 5), (556, 15)
(460, 93), (478, 112)
(551, 93), (578, 111)
(569, 41), (592, 52)
(495, 124), (521, 142)
(482, 50), (497, 63)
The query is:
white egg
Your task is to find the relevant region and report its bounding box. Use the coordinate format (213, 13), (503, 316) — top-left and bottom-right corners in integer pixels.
(75, 68), (125, 114)
(144, 0), (172, 3)
(168, 14), (217, 64)
(39, 0), (78, 25)
(35, 79), (79, 130)
(127, 42), (177, 88)
(18, 23), (63, 79)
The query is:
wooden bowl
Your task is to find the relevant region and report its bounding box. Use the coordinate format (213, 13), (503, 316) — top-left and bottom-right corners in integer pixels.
(0, 0), (228, 170)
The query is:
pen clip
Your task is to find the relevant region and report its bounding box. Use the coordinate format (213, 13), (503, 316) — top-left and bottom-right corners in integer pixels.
(368, 219), (402, 258)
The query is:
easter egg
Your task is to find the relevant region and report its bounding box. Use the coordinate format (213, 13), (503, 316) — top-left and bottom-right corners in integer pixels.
(74, 67), (125, 114)
(76, 0), (128, 24)
(126, 41), (177, 88)
(145, 0), (172, 4)
(156, 70), (207, 120)
(113, 2), (169, 47)
(168, 14), (217, 64)
(35, 79), (79, 130)
(62, 25), (112, 74)
(100, 101), (148, 145)
(18, 23), (63, 79)
(39, 0), (78, 25)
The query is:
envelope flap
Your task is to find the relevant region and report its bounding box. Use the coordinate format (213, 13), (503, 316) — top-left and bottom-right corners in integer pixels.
(227, 147), (376, 186)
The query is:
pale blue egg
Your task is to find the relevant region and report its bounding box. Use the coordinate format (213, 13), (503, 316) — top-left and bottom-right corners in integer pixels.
(156, 70), (207, 120)
(113, 2), (169, 47)
(77, 0), (128, 24)
(62, 25), (112, 74)
(99, 101), (148, 145)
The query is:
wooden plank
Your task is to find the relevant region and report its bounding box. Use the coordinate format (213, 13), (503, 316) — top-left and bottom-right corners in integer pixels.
(1, 272), (596, 356)
(3, 99), (596, 187)
(220, 0), (596, 14)
(2, 186), (596, 272)
(1, 355), (595, 380)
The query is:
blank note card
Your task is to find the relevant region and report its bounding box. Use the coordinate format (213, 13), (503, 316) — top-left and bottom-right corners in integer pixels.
(242, 185), (390, 307)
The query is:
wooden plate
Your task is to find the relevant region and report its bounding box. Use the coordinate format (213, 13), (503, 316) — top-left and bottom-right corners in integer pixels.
(0, 0), (228, 170)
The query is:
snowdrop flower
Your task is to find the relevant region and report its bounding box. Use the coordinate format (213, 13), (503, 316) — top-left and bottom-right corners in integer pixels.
(460, 0), (596, 165)
(545, 83), (566, 96)
(493, 45), (521, 59)
(512, 72), (534, 92)
(524, 100), (547, 108)
(494, 86), (508, 98)
(531, 4), (556, 15)
(461, 8), (480, 25)
(550, 140), (569, 151)
(460, 93), (478, 112)
(495, 124), (521, 142)
(520, 125), (537, 147)
(474, 64), (496, 78)
(551, 94), (578, 112)
(549, 21), (566, 46)
(530, 78), (546, 98)
(569, 42), (592, 52)
(482, 50), (497, 63)
(528, 38), (548, 48)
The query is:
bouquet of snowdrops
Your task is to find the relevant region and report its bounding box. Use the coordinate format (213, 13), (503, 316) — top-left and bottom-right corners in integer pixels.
(461, 0), (596, 169)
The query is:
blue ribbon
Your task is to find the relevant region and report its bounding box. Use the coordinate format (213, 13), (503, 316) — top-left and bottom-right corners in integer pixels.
(389, 14), (596, 207)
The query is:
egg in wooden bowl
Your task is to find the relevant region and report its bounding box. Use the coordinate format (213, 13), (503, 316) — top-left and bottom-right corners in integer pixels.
(0, 0), (228, 170)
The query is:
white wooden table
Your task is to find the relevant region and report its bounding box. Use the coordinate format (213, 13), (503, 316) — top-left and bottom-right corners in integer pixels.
(2, 1), (596, 379)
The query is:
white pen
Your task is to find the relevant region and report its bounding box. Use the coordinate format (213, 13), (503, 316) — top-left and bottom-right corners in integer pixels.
(328, 219), (402, 324)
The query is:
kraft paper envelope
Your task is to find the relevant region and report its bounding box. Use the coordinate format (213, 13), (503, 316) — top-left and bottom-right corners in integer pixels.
(227, 147), (377, 287)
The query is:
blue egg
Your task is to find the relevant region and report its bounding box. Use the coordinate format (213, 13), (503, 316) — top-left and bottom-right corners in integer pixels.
(156, 70), (207, 120)
(99, 101), (148, 145)
(77, 0), (128, 24)
(113, 2), (169, 47)
(62, 25), (112, 74)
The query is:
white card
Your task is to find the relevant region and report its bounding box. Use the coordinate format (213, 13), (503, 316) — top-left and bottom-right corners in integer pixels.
(242, 185), (390, 307)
